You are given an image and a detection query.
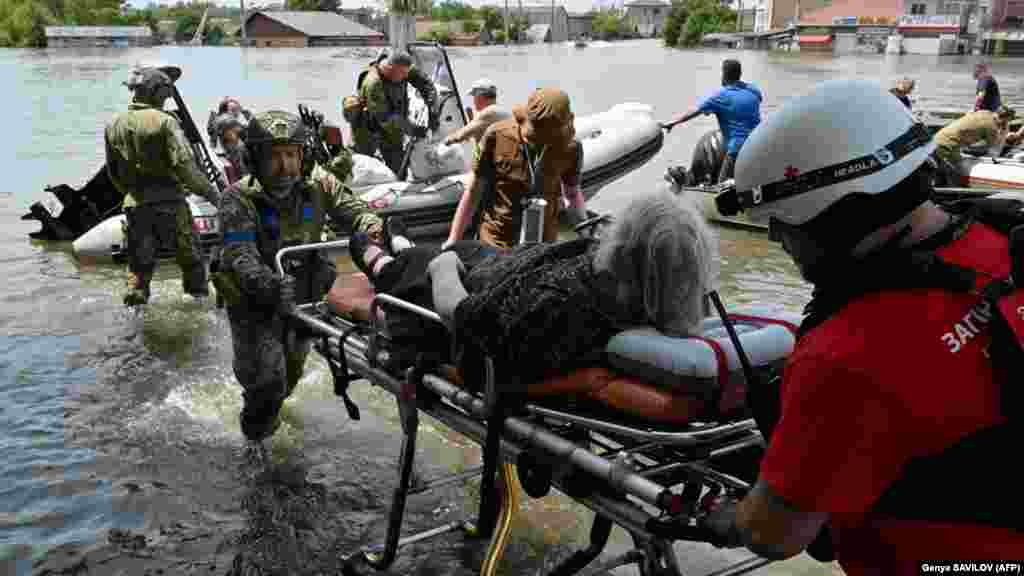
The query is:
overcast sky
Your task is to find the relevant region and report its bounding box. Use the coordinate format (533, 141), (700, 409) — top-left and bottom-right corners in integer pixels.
(127, 0), (625, 15)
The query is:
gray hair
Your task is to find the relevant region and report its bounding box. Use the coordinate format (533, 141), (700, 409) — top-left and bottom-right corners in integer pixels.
(593, 185), (719, 336)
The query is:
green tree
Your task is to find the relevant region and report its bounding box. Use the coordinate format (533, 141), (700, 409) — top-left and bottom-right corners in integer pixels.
(286, 0), (339, 11)
(0, 0), (56, 47)
(430, 0), (474, 21)
(174, 11), (199, 41)
(387, 0), (431, 15)
(479, 5), (501, 31)
(428, 23), (450, 43)
(592, 8), (626, 40)
(661, 0), (735, 47)
(462, 19), (479, 33)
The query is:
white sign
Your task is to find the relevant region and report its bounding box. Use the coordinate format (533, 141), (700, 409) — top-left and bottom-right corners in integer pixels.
(897, 14), (960, 27)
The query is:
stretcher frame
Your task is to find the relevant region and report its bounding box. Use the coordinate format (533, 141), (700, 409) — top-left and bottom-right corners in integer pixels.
(275, 240), (777, 576)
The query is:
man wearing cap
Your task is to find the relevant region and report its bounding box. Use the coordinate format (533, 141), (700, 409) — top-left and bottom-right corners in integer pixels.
(105, 63), (221, 306)
(349, 50), (439, 176)
(445, 88), (585, 249)
(444, 78), (511, 161)
(933, 106), (1024, 185)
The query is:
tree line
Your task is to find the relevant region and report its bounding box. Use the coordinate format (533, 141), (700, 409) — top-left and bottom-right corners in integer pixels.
(663, 0), (737, 47)
(0, 0), (241, 47)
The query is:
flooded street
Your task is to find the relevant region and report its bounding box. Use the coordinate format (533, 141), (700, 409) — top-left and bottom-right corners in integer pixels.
(1, 40), (1019, 575)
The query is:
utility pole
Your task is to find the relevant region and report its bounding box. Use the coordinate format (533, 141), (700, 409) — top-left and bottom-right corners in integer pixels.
(551, 0), (555, 42)
(737, 0), (742, 31)
(505, 0), (509, 45)
(240, 0), (247, 44)
(517, 0), (523, 44)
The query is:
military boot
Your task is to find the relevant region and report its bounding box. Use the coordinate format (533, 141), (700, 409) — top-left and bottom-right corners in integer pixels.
(182, 266), (210, 299)
(240, 394), (284, 442)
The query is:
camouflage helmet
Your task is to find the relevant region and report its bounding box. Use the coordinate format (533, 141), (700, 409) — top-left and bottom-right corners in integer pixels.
(245, 110), (308, 149)
(124, 62), (181, 91)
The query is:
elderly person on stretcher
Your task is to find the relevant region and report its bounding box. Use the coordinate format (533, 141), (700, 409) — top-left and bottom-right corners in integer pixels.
(330, 186), (719, 412)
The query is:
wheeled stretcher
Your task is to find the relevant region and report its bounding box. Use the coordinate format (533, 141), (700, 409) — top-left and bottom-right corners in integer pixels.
(275, 239), (803, 576)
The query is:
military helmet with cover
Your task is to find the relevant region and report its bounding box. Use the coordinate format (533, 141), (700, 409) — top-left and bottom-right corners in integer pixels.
(245, 110), (308, 148)
(125, 61), (181, 107)
(244, 110), (309, 201)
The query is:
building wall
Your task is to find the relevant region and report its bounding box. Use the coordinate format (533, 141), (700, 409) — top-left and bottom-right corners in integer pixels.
(625, 5), (668, 36)
(521, 8), (569, 42)
(46, 36), (152, 47)
(308, 36), (385, 46)
(253, 36), (307, 47)
(834, 30), (859, 51)
(902, 34), (943, 51)
(246, 13), (305, 40)
(770, 0), (797, 29)
(568, 15), (593, 37)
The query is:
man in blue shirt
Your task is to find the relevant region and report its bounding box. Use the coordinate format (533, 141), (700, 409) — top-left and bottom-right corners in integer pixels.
(667, 59), (762, 183)
(974, 62), (1001, 112)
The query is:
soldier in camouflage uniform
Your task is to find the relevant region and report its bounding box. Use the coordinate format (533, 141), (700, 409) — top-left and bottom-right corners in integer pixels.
(214, 110), (384, 442)
(349, 51), (440, 176)
(104, 63), (221, 307)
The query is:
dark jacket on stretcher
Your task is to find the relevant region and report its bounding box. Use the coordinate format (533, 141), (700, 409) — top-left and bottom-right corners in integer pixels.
(345, 238), (628, 390)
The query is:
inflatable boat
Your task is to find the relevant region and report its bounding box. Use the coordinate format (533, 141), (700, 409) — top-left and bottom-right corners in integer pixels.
(670, 129), (1024, 232)
(341, 42), (664, 239)
(33, 42), (664, 263)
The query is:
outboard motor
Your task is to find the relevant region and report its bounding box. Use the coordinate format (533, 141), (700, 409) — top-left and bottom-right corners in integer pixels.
(690, 129), (725, 186)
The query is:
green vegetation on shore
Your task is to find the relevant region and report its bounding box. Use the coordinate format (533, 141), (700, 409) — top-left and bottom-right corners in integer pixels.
(0, 0), (236, 48)
(663, 0), (737, 47)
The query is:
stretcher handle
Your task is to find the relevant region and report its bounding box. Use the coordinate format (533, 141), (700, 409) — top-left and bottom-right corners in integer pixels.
(274, 239), (351, 277)
(369, 293), (444, 327)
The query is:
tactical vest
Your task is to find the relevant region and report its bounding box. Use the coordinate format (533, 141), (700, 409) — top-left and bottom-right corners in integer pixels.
(213, 177), (334, 308)
(797, 197), (1024, 530)
(341, 65), (375, 126)
(106, 108), (183, 206)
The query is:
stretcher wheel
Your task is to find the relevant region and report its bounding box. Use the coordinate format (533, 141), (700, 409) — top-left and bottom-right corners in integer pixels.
(516, 451), (552, 499)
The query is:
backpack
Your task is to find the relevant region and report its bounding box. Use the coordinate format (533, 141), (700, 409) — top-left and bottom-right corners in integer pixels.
(798, 197), (1024, 530)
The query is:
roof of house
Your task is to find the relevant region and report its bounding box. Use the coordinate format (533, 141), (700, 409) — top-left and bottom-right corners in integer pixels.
(799, 0), (902, 25)
(246, 10), (384, 37)
(45, 26), (152, 37)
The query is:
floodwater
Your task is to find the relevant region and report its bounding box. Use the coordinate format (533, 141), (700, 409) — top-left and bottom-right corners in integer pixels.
(1, 39), (1018, 576)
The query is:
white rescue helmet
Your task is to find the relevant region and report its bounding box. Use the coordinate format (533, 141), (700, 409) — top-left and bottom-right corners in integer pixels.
(734, 79), (935, 226)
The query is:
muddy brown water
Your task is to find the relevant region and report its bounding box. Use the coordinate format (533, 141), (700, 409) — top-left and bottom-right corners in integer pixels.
(2, 40), (1016, 575)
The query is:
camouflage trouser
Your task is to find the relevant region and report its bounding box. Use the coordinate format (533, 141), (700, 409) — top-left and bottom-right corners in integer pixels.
(124, 200), (206, 298)
(227, 307), (311, 441)
(326, 147), (355, 184)
(351, 124), (405, 176)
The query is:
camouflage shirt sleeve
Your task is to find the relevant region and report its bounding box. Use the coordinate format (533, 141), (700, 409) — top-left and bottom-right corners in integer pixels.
(219, 185), (281, 306)
(315, 166), (384, 241)
(407, 66), (439, 114)
(164, 117), (221, 205)
(103, 125), (129, 199)
(361, 71), (399, 127)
